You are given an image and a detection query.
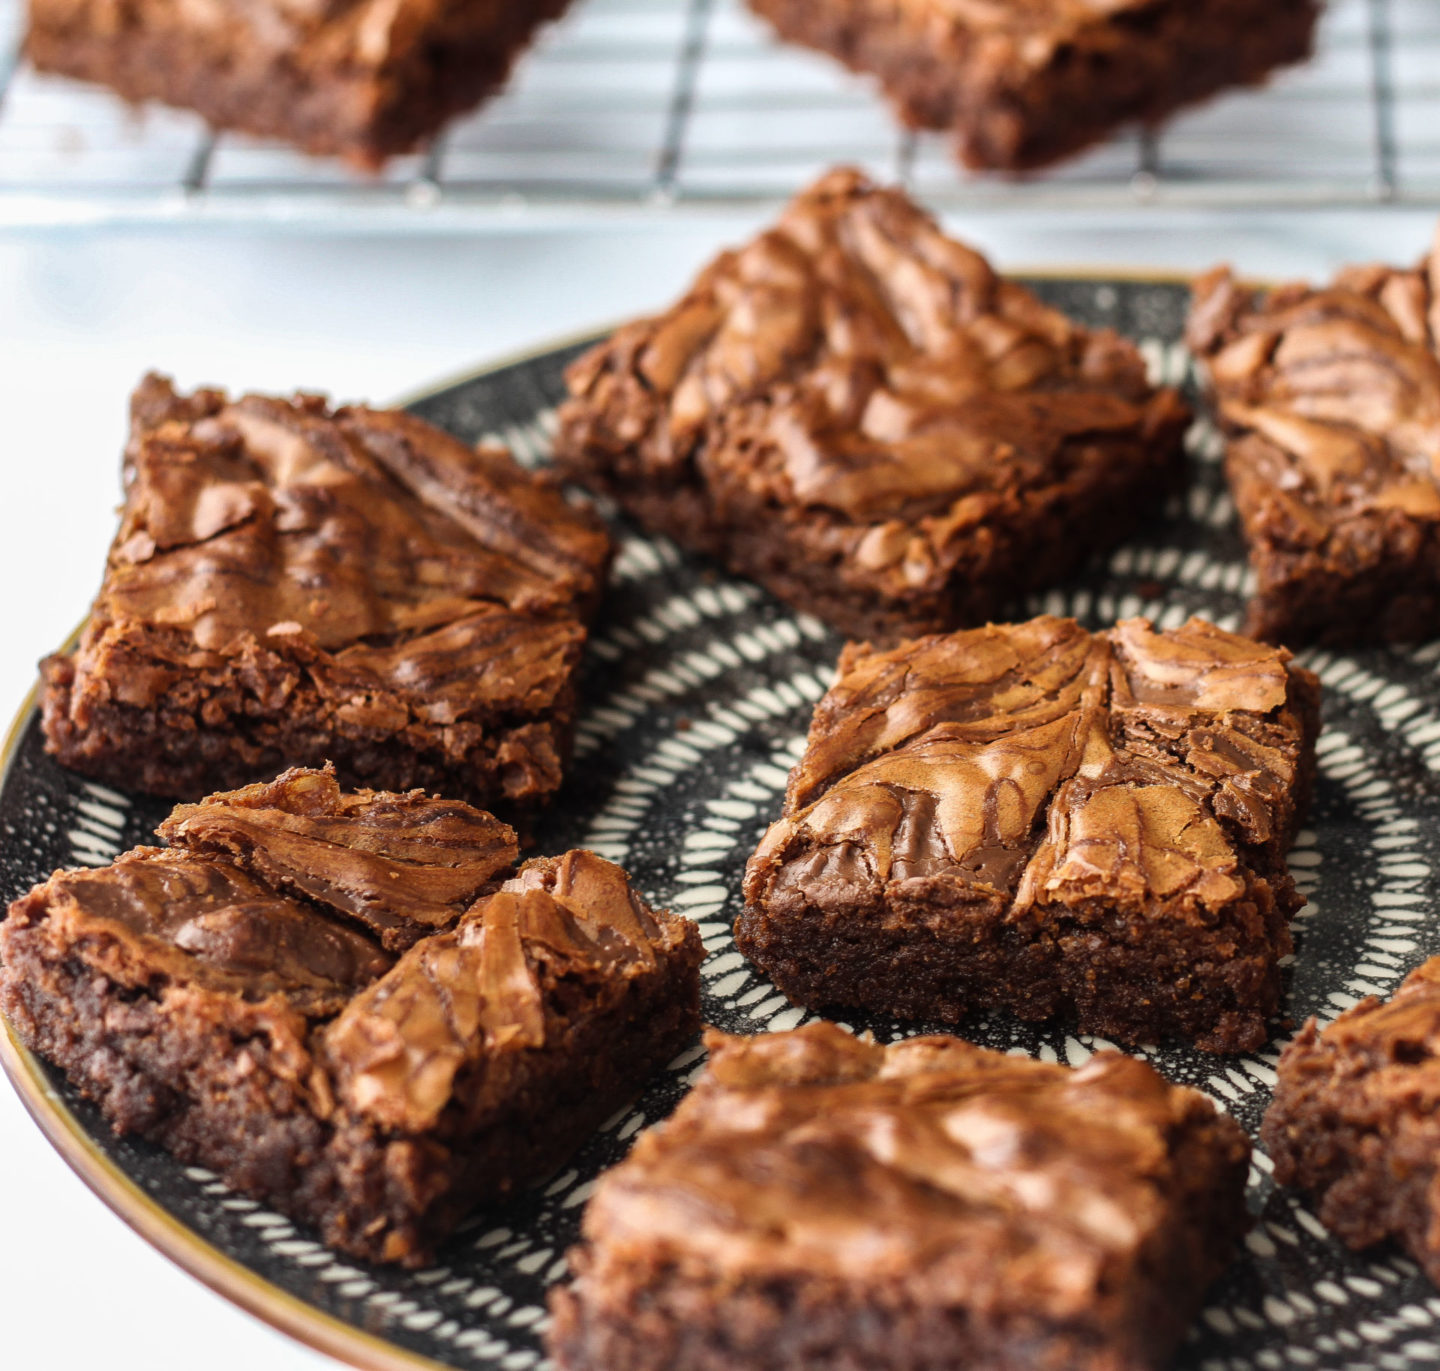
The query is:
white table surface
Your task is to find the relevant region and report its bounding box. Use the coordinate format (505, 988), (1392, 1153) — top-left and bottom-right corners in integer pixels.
(2, 205), (1437, 1369)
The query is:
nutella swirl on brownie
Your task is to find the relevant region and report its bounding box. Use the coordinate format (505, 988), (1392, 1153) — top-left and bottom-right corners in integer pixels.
(740, 614), (1320, 1053)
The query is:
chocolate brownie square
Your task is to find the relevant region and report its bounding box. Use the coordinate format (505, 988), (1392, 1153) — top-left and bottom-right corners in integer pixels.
(1187, 235), (1440, 646)
(1262, 956), (1440, 1283)
(738, 614), (1320, 1053)
(25, 0), (574, 167)
(746, 0), (1319, 171)
(0, 767), (704, 1266)
(40, 373), (611, 819)
(554, 169), (1189, 642)
(548, 1022), (1252, 1371)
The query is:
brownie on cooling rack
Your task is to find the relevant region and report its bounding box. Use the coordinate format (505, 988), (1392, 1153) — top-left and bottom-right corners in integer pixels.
(24, 0), (573, 166)
(746, 0), (1319, 171)
(553, 168), (1190, 643)
(738, 613), (1320, 1053)
(0, 766), (704, 1266)
(1188, 236), (1440, 646)
(40, 373), (611, 819)
(1263, 956), (1440, 1285)
(548, 1022), (1252, 1371)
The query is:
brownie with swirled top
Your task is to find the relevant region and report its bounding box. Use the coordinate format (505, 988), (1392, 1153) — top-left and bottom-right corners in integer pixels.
(40, 373), (611, 820)
(548, 1022), (1252, 1371)
(738, 613), (1320, 1052)
(0, 766), (704, 1265)
(1188, 232), (1440, 646)
(1263, 956), (1440, 1285)
(553, 169), (1189, 642)
(24, 0), (574, 168)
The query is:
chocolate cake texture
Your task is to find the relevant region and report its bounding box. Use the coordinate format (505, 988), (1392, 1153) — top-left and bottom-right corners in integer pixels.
(40, 373), (611, 819)
(555, 169), (1189, 642)
(0, 766), (704, 1266)
(739, 613), (1320, 1052)
(1189, 231), (1440, 646)
(549, 1022), (1252, 1371)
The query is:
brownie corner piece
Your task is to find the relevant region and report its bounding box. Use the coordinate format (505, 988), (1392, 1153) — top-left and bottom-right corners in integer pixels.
(547, 1021), (1251, 1371)
(738, 613), (1319, 1052)
(554, 168), (1188, 642)
(745, 0), (1319, 172)
(1262, 956), (1440, 1284)
(25, 0), (575, 165)
(1187, 240), (1440, 646)
(1, 772), (703, 1266)
(40, 373), (611, 816)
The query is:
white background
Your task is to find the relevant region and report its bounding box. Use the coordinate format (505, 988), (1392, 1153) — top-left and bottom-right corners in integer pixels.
(1, 207), (1436, 1367)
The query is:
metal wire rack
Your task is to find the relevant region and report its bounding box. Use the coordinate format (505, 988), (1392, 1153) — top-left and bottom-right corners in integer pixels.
(0, 0), (1435, 230)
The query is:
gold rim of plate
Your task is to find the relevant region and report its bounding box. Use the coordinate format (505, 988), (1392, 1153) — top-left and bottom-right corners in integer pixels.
(0, 271), (1199, 1370)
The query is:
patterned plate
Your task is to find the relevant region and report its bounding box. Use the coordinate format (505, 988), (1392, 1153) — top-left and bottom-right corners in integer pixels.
(7, 279), (1440, 1371)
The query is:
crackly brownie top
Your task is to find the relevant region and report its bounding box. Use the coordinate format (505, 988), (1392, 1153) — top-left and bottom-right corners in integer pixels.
(323, 849), (695, 1131)
(12, 765), (520, 1012)
(85, 371), (609, 700)
(561, 169), (1183, 580)
(578, 1022), (1246, 1313)
(1279, 956), (1440, 1103)
(159, 764), (518, 950)
(1187, 236), (1440, 531)
(746, 614), (1312, 922)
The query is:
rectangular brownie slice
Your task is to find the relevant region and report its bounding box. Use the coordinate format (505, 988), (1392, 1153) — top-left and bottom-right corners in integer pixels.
(41, 372), (611, 819)
(738, 613), (1320, 1053)
(746, 0), (1319, 172)
(1263, 956), (1440, 1283)
(25, 0), (574, 167)
(548, 1022), (1252, 1371)
(554, 169), (1190, 643)
(0, 766), (703, 1265)
(1187, 240), (1440, 645)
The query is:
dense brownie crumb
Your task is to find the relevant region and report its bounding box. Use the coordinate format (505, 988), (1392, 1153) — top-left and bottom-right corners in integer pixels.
(1188, 235), (1440, 646)
(549, 1022), (1252, 1371)
(41, 373), (611, 820)
(746, 0), (1319, 172)
(1263, 957), (1440, 1284)
(554, 168), (1189, 643)
(25, 0), (574, 167)
(738, 614), (1320, 1053)
(0, 767), (703, 1266)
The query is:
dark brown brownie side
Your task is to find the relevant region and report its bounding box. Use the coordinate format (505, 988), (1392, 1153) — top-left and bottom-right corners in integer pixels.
(548, 1024), (1251, 1371)
(746, 0), (1318, 172)
(1262, 957), (1440, 1284)
(738, 614), (1319, 1053)
(41, 374), (611, 817)
(555, 168), (1189, 643)
(25, 0), (573, 167)
(0, 771), (702, 1265)
(1187, 243), (1440, 646)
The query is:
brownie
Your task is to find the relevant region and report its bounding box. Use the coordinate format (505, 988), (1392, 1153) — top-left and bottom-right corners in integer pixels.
(1188, 240), (1440, 646)
(0, 767), (704, 1266)
(1262, 956), (1440, 1283)
(738, 614), (1320, 1053)
(548, 1022), (1252, 1371)
(746, 0), (1319, 172)
(553, 169), (1190, 643)
(24, 0), (573, 167)
(40, 373), (611, 818)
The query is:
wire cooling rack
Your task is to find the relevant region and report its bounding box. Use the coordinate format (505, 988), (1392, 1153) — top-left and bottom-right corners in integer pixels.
(0, 0), (1435, 230)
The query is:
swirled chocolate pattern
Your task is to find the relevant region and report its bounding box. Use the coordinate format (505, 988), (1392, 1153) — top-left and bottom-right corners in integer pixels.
(40, 373), (612, 817)
(1188, 231), (1440, 645)
(555, 169), (1189, 642)
(740, 614), (1320, 1052)
(550, 1021), (1251, 1371)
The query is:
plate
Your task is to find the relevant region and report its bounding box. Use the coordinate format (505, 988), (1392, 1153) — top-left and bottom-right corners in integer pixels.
(7, 278), (1440, 1371)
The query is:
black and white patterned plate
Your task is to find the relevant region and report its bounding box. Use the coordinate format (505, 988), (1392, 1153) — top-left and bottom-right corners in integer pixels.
(7, 279), (1440, 1371)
